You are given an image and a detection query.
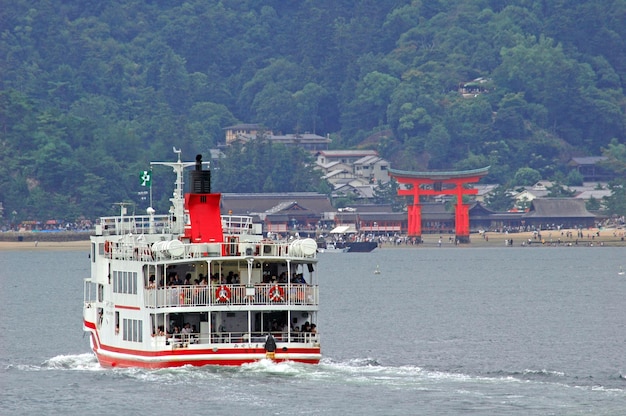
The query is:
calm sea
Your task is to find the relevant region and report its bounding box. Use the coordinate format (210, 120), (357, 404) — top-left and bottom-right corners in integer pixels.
(1, 246), (626, 415)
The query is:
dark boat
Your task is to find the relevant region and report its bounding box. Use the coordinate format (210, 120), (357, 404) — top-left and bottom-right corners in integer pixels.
(335, 241), (378, 252)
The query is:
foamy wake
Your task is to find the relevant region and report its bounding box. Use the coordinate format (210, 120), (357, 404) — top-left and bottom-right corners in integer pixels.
(41, 353), (101, 371)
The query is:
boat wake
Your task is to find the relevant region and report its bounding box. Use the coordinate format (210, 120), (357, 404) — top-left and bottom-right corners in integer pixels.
(42, 353), (101, 371)
(22, 353), (626, 396)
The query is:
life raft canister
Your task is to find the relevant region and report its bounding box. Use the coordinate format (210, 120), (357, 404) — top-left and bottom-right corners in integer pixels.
(216, 285), (231, 302)
(268, 285), (284, 302)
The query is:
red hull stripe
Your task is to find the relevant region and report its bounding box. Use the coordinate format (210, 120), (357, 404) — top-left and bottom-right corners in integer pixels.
(96, 353), (320, 368)
(84, 319), (320, 367)
(114, 304), (141, 310)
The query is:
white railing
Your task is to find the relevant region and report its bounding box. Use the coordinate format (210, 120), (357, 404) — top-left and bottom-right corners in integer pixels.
(100, 215), (171, 236)
(154, 331), (319, 348)
(144, 284), (318, 308)
(98, 214), (256, 237)
(221, 215), (254, 234)
(103, 240), (314, 261)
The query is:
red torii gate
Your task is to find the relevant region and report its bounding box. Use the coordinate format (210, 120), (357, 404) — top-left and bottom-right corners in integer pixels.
(388, 167), (490, 243)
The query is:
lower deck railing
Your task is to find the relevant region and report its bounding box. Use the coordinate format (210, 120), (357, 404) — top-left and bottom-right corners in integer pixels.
(153, 331), (319, 348)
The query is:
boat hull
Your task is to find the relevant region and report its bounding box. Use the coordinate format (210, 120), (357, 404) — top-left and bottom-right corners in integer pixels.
(340, 241), (378, 252)
(86, 323), (320, 368)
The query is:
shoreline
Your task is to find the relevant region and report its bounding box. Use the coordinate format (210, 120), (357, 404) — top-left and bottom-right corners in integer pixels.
(379, 228), (626, 248)
(0, 228), (624, 251)
(0, 240), (91, 251)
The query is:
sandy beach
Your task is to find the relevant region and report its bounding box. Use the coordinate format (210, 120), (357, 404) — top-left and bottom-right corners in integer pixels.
(386, 228), (626, 248)
(0, 240), (90, 251)
(0, 228), (624, 251)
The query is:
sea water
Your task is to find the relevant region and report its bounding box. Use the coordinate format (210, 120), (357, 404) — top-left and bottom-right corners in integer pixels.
(1, 246), (625, 415)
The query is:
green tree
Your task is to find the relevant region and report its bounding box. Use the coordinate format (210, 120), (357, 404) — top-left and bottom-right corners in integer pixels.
(603, 180), (626, 217)
(585, 196), (602, 212)
(546, 182), (575, 198)
(484, 185), (515, 212)
(373, 179), (405, 212)
(565, 169), (584, 186)
(513, 167), (542, 186)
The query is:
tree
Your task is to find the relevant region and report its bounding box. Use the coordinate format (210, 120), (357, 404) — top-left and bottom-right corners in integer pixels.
(484, 185), (515, 212)
(585, 196), (602, 212)
(601, 138), (626, 175)
(603, 180), (626, 217)
(373, 179), (405, 212)
(565, 169), (584, 186)
(513, 167), (541, 186)
(546, 182), (575, 198)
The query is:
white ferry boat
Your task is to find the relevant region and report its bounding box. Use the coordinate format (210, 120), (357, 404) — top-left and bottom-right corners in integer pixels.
(83, 150), (321, 368)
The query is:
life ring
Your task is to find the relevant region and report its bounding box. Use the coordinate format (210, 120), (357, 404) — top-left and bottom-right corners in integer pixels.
(216, 285), (231, 302)
(104, 240), (111, 253)
(268, 285), (284, 302)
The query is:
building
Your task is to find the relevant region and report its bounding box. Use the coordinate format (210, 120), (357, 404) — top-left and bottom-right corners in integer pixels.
(223, 124), (331, 151)
(567, 156), (611, 181)
(522, 198), (596, 229)
(220, 193), (335, 235)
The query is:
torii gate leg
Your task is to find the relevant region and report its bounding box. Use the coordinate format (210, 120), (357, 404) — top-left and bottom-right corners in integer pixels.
(407, 203), (422, 242)
(455, 202), (470, 243)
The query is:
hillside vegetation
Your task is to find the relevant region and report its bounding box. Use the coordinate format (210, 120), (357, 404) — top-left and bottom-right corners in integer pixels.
(1, 0), (626, 221)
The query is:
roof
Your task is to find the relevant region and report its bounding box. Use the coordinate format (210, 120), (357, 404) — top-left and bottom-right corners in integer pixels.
(523, 198), (596, 218)
(388, 166), (490, 180)
(223, 123), (264, 130)
(271, 133), (330, 142)
(220, 193), (334, 215)
(573, 190), (612, 200)
(317, 150), (378, 157)
(353, 155), (384, 166)
(568, 156), (608, 166)
(330, 225), (357, 234)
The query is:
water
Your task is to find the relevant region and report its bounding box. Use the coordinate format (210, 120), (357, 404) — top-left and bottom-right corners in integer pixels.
(1, 246), (626, 415)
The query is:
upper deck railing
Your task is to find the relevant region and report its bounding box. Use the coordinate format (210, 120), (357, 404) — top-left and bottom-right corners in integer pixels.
(143, 283), (318, 308)
(97, 214), (255, 237)
(101, 239), (313, 261)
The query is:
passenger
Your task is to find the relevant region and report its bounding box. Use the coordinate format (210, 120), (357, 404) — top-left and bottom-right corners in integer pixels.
(167, 273), (176, 286)
(291, 325), (300, 342)
(184, 273), (192, 285)
(174, 273), (183, 285)
(310, 324), (317, 334)
(148, 275), (156, 288)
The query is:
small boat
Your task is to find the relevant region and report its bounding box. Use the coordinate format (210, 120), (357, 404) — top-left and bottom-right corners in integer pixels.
(82, 150), (321, 368)
(317, 242), (349, 253)
(334, 241), (378, 252)
(374, 265), (381, 275)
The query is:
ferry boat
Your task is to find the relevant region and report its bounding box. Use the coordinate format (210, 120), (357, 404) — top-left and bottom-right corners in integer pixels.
(82, 150), (321, 368)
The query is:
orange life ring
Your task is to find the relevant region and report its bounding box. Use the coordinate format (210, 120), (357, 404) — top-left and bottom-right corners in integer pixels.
(216, 285), (231, 302)
(104, 240), (111, 253)
(268, 285), (284, 302)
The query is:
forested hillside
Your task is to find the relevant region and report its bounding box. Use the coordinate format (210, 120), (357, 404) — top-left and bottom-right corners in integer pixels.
(1, 0), (626, 222)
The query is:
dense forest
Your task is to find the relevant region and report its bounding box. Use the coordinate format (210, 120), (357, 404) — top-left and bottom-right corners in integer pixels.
(1, 0), (626, 222)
